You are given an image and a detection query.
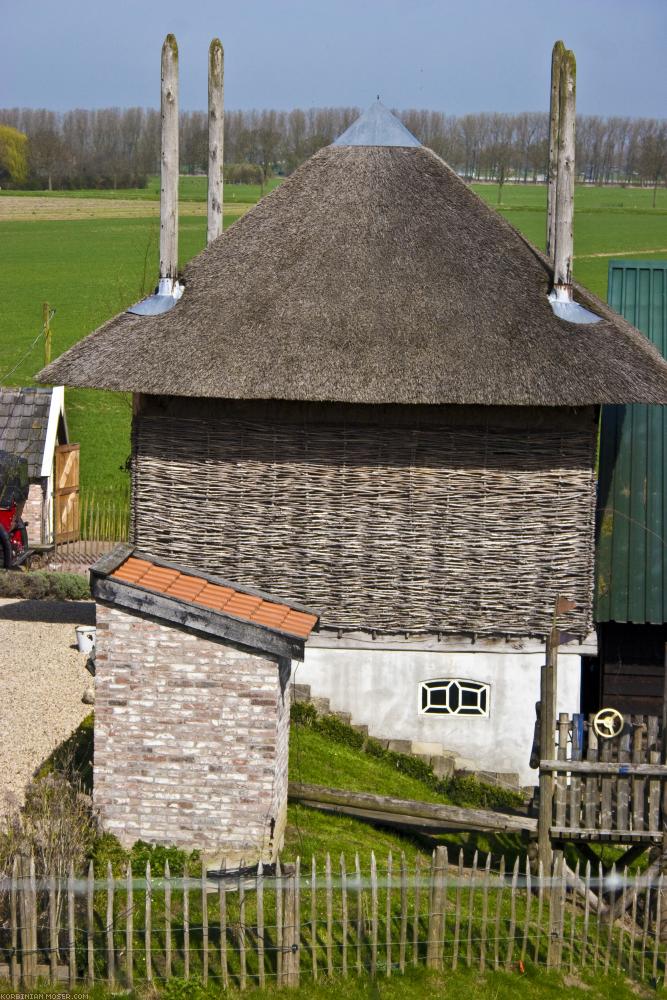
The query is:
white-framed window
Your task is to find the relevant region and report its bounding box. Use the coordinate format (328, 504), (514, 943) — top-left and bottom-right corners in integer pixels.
(419, 679), (489, 717)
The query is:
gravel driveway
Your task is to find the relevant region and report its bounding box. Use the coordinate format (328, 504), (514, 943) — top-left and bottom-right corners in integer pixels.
(0, 598), (95, 809)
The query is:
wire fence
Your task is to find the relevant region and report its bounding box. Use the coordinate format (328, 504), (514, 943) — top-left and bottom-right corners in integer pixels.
(1, 848), (666, 991)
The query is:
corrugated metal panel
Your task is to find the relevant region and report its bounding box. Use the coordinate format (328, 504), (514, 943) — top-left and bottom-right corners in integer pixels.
(596, 261), (667, 623)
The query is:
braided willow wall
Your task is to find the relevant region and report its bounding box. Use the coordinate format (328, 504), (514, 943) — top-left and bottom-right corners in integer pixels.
(132, 414), (596, 636)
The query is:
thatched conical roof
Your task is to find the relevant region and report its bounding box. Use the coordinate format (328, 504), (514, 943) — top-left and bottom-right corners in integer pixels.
(39, 104), (667, 405)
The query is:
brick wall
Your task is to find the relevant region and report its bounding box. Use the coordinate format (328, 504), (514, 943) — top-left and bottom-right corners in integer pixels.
(94, 603), (291, 864)
(23, 481), (45, 544)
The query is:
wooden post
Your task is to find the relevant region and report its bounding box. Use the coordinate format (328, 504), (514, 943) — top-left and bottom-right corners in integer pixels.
(106, 862), (115, 987)
(370, 852), (378, 977)
(48, 871), (57, 984)
(238, 860), (246, 990)
(10, 858), (19, 989)
(538, 624), (558, 872)
(480, 853), (491, 971)
(218, 861), (228, 990)
(80, 863), (93, 982)
(67, 862), (76, 989)
(546, 40), (565, 262)
(413, 854), (422, 969)
(160, 34), (179, 284)
(126, 862), (134, 987)
(183, 862), (190, 980)
(386, 851), (393, 976)
(275, 858), (283, 986)
(325, 852), (333, 976)
(43, 301), (52, 367)
(355, 853), (363, 975)
(294, 857), (301, 986)
(340, 854), (349, 977)
(163, 860), (170, 982)
(311, 856), (318, 980)
(553, 47), (576, 297)
(207, 38), (224, 244)
(256, 861), (265, 988)
(145, 861), (152, 983)
(201, 865), (209, 986)
(399, 852), (408, 973)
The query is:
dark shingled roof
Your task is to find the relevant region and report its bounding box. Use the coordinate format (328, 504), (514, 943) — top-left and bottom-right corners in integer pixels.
(38, 139), (667, 406)
(0, 388), (52, 478)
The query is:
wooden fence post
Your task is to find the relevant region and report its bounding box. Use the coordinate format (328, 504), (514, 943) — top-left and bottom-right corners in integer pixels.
(340, 854), (348, 977)
(86, 860), (94, 985)
(67, 861), (76, 989)
(426, 846), (446, 969)
(106, 861), (115, 986)
(145, 861), (152, 983)
(282, 862), (299, 986)
(18, 854), (37, 988)
(10, 858), (19, 989)
(256, 861), (265, 988)
(48, 870), (58, 984)
(201, 864), (209, 986)
(126, 862), (134, 987)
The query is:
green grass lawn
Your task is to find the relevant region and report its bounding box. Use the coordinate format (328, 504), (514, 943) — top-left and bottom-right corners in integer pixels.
(1, 181), (665, 494)
(2, 967), (649, 999)
(1, 175), (283, 204)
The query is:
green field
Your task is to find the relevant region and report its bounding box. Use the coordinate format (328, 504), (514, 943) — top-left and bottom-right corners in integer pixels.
(1, 180), (665, 495)
(0, 175), (282, 204)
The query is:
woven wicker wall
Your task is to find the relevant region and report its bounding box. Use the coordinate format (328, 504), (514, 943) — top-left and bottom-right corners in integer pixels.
(132, 412), (596, 637)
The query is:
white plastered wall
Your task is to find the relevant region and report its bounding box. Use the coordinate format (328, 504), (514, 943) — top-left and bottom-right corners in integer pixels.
(295, 642), (584, 786)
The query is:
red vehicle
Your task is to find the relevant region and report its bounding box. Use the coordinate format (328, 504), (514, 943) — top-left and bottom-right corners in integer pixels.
(0, 450), (30, 568)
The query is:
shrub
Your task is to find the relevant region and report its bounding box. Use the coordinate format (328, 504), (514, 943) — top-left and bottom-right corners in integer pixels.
(0, 569), (90, 601)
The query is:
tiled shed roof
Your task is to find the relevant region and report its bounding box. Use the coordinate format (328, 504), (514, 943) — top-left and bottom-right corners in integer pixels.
(91, 547), (320, 660)
(112, 555), (318, 639)
(0, 388), (53, 478)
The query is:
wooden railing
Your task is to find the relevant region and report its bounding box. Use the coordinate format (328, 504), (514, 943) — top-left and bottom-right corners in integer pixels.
(1, 848), (666, 990)
(542, 713), (667, 841)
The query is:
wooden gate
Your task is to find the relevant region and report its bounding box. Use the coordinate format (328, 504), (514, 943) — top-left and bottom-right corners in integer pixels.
(54, 443), (80, 543)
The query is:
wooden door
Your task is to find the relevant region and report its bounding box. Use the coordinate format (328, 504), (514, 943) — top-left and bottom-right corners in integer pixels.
(55, 443), (80, 543)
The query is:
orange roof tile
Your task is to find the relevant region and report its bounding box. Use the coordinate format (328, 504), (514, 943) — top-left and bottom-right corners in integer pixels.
(109, 555), (318, 640)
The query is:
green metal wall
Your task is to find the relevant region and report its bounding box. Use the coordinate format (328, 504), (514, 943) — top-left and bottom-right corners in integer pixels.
(596, 261), (667, 623)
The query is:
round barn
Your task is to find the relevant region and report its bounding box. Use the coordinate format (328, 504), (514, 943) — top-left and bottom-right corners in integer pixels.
(40, 102), (667, 786)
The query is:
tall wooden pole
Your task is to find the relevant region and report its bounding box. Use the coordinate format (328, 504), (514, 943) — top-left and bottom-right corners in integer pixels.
(552, 48), (576, 298)
(160, 34), (179, 285)
(207, 38), (224, 244)
(546, 41), (565, 263)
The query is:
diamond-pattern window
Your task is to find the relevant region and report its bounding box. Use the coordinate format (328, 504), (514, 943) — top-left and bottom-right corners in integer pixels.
(419, 679), (489, 717)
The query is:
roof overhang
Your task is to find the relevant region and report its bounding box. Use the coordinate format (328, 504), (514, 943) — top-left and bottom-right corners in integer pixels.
(90, 544), (319, 661)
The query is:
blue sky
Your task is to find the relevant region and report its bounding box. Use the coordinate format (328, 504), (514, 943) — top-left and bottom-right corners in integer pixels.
(2, 0), (666, 117)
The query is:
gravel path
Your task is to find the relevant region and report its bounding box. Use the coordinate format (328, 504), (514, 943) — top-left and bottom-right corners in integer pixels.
(0, 599), (95, 809)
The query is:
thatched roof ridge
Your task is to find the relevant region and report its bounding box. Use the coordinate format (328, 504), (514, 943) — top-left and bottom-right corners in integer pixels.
(38, 143), (667, 405)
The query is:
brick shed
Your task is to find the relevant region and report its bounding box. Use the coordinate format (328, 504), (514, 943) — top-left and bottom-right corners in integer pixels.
(90, 546), (319, 864)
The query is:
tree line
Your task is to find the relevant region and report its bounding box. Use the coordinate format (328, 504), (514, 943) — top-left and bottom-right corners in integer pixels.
(1, 105), (665, 194)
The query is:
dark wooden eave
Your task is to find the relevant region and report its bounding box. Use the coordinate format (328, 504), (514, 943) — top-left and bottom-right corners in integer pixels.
(90, 544), (318, 661)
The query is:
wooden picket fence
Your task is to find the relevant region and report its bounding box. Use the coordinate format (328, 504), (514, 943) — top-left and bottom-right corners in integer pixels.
(2, 847), (667, 990)
(50, 490), (130, 567)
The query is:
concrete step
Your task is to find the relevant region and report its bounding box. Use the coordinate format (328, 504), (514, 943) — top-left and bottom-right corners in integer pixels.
(334, 711), (352, 725)
(456, 768), (522, 791)
(291, 683), (312, 704)
(310, 696), (332, 715)
(352, 724), (369, 738)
